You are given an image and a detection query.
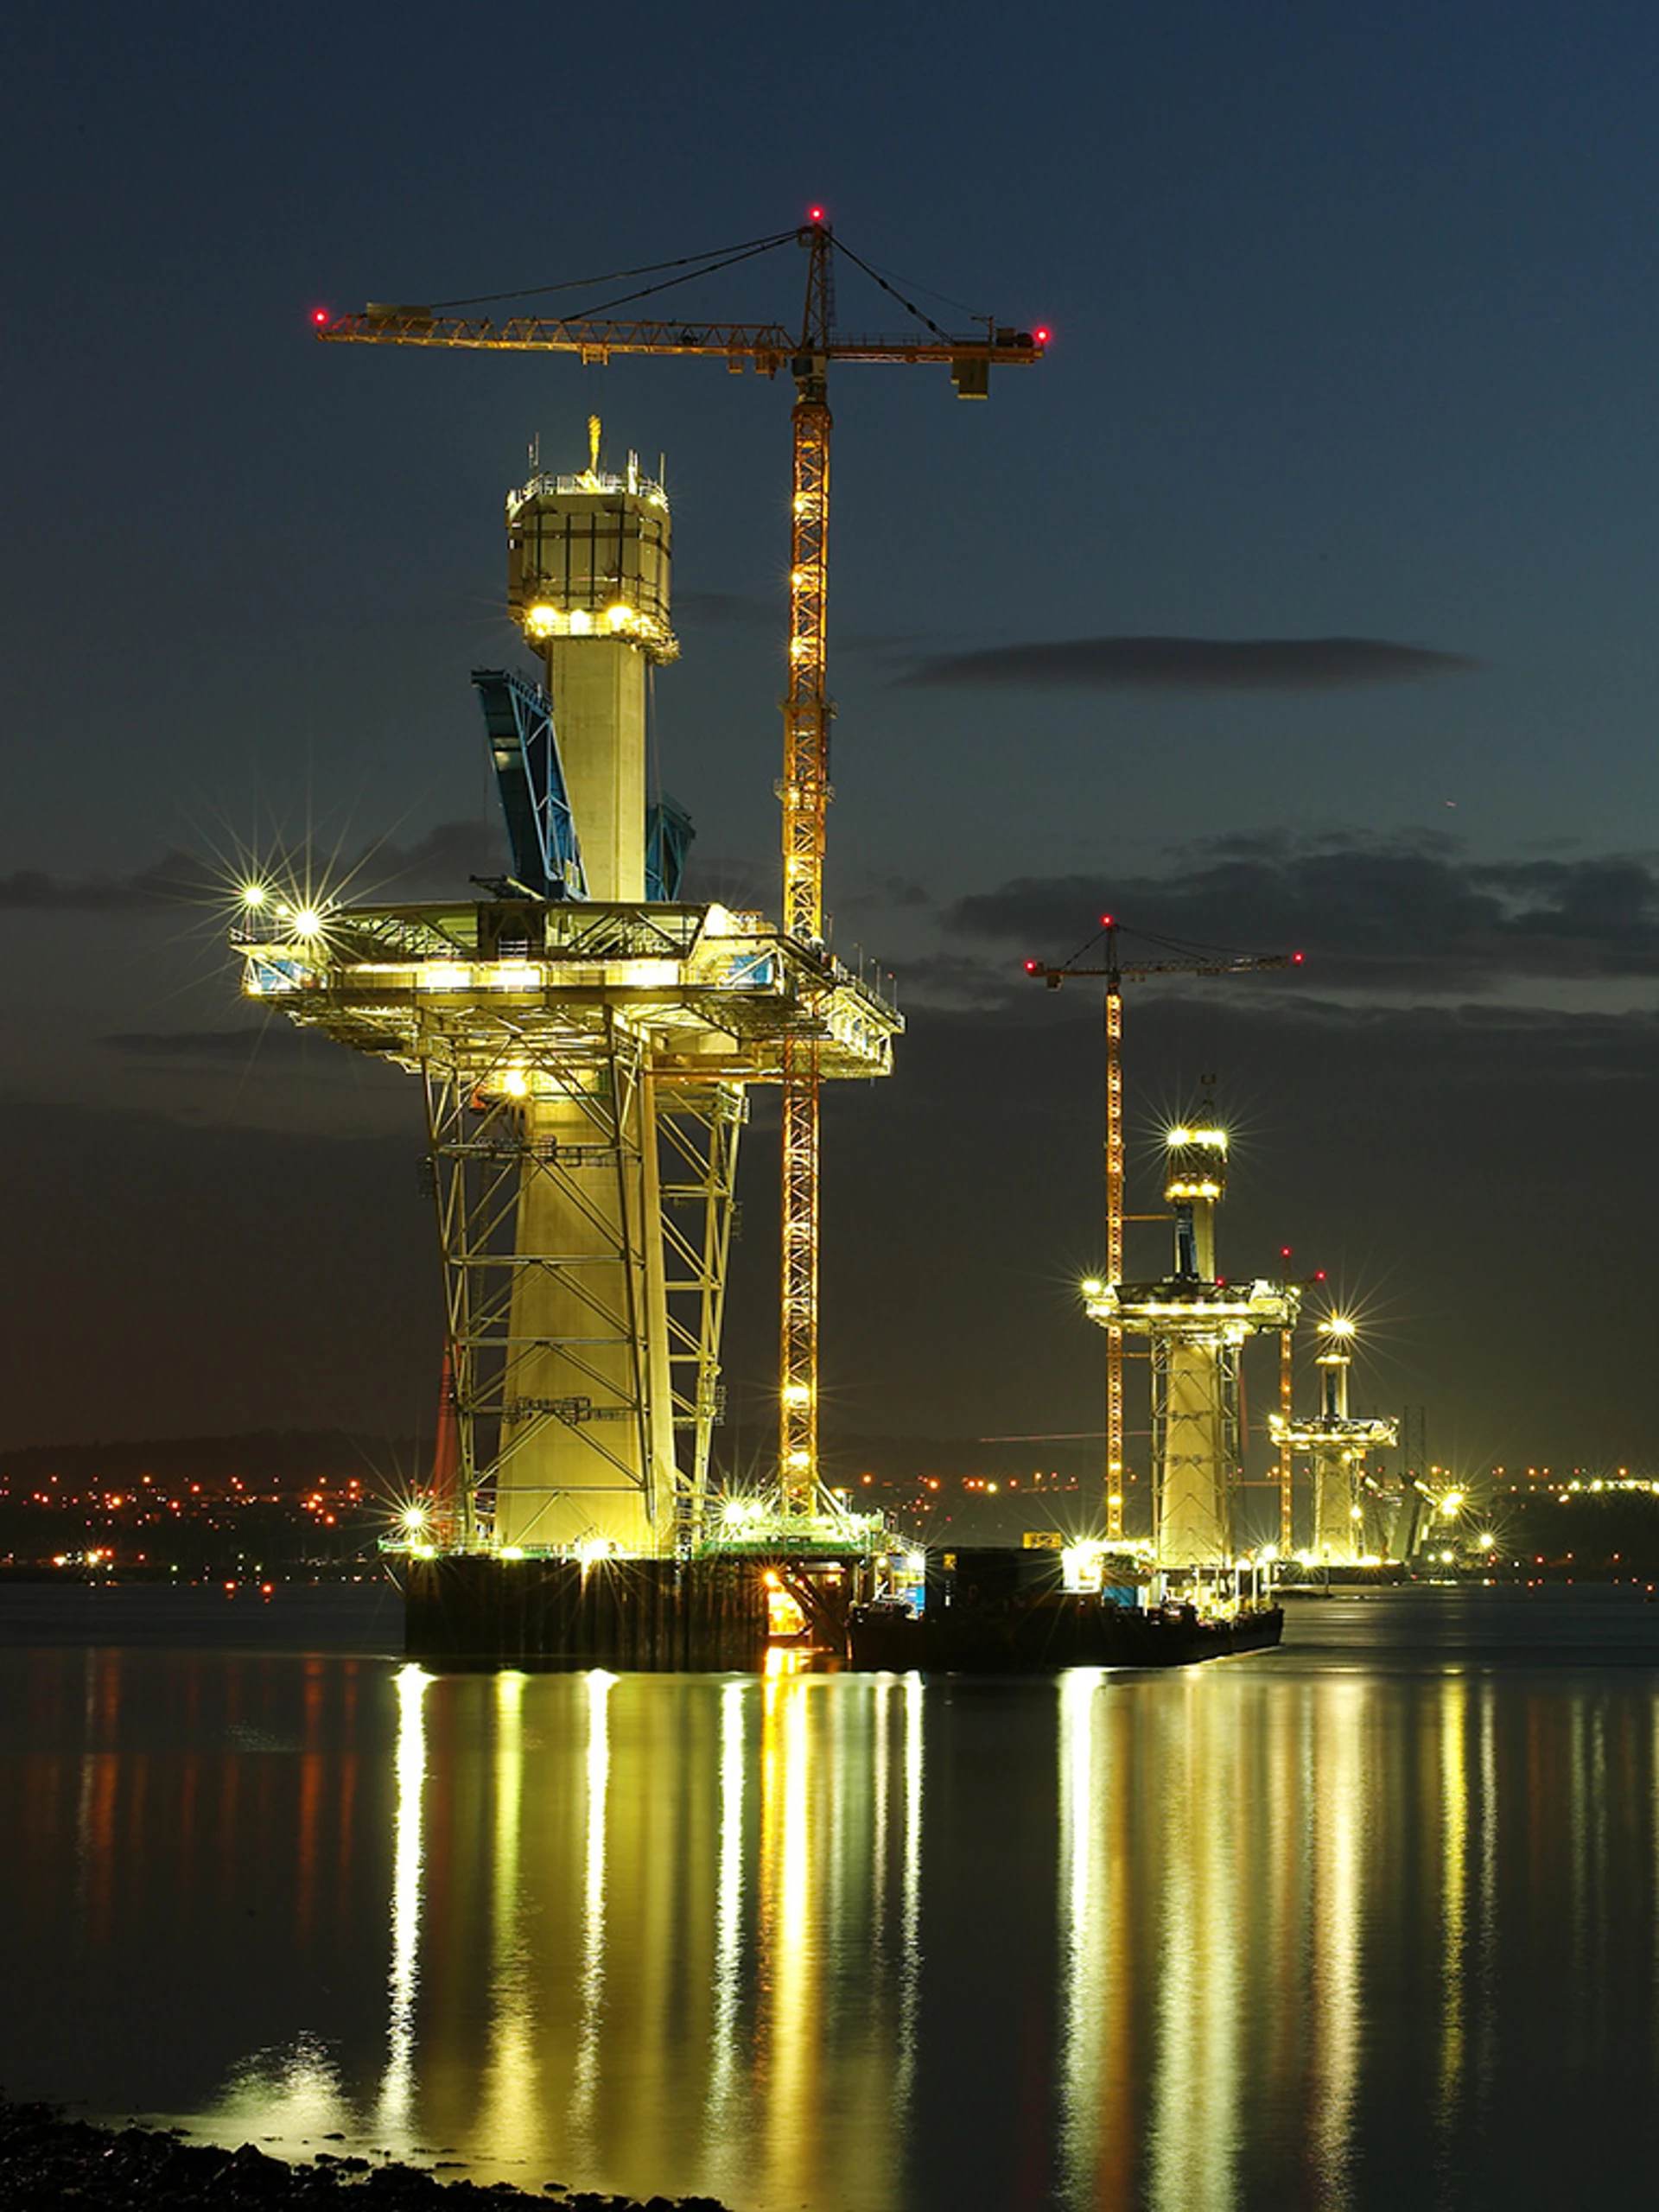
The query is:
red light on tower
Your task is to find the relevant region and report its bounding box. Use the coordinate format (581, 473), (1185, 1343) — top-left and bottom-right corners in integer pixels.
(1024, 960), (1040, 974)
(1292, 950), (1305, 964)
(808, 205), (825, 223)
(310, 308), (329, 327)
(1100, 912), (1114, 926)
(1034, 326), (1051, 345)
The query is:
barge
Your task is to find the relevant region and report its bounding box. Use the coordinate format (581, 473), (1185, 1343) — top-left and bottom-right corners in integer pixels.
(847, 1546), (1283, 1673)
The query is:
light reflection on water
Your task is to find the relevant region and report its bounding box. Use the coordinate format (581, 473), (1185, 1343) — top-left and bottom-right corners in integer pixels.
(378, 1662), (427, 2133)
(6, 1590), (1659, 2209)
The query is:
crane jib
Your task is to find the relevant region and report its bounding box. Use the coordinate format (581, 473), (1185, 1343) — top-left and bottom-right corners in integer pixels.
(317, 315), (1044, 370)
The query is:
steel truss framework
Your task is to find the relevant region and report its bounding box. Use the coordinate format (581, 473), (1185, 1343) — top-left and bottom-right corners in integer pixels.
(237, 894), (896, 1551)
(657, 1078), (746, 1541)
(1091, 1276), (1300, 1571)
(424, 1031), (745, 1551)
(778, 385), (831, 1505)
(1103, 989), (1125, 1539)
(1149, 1335), (1243, 1567)
(1277, 1415), (1400, 1561)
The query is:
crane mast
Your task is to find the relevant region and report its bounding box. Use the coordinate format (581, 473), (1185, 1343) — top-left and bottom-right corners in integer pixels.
(779, 226), (834, 1502)
(1029, 922), (1301, 1540)
(315, 217), (1042, 1514)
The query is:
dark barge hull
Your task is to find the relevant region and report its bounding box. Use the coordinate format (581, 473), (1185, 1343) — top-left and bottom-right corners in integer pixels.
(846, 1597), (1284, 1673)
(403, 1554), (770, 1669)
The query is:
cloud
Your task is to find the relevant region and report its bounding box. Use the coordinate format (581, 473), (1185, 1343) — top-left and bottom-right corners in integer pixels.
(947, 831), (1659, 995)
(837, 871), (931, 913)
(0, 851), (215, 911)
(352, 818), (506, 898)
(895, 635), (1482, 693)
(0, 821), (509, 918)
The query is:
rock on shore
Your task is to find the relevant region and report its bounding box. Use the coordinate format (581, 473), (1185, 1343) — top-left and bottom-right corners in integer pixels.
(0, 2097), (734, 2211)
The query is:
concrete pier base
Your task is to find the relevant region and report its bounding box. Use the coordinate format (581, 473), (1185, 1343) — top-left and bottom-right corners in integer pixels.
(403, 1554), (770, 1669)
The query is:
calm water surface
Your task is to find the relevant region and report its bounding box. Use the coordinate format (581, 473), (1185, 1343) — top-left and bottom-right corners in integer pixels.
(3, 1582), (1658, 2209)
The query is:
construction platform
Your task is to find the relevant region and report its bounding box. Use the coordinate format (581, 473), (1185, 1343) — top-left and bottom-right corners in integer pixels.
(235, 893), (898, 1087)
(233, 889), (899, 1589)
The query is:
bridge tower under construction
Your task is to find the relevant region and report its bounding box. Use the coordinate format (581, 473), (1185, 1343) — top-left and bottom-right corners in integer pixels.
(1271, 1316), (1398, 1564)
(1085, 1113), (1298, 1576)
(232, 435), (899, 1588)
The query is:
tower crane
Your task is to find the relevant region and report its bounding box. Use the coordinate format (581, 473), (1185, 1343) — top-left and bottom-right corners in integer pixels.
(1026, 919), (1302, 1540)
(313, 215), (1045, 1508)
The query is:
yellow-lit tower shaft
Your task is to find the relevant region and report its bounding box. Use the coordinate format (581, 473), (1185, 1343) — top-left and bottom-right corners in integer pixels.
(494, 432), (679, 1549)
(1312, 1334), (1361, 1561)
(1272, 1319), (1398, 1563)
(1157, 1125), (1232, 1564)
(1033, 923), (1296, 1540)
(1087, 1114), (1298, 1573)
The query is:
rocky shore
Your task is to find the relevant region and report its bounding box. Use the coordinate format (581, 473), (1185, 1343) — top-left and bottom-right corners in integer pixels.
(0, 2097), (734, 2211)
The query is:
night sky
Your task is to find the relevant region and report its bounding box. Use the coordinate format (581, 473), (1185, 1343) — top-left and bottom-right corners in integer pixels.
(6, 0), (1659, 1479)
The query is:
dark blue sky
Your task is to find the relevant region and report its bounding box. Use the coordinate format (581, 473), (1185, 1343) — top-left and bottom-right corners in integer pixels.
(4, 0), (1659, 1479)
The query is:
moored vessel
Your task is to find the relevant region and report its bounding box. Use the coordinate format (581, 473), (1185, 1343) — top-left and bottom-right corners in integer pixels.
(846, 1546), (1283, 1673)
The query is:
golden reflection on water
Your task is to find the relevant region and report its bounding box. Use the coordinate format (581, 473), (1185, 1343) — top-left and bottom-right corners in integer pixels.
(478, 1671), (535, 2164)
(567, 1668), (615, 2150)
(1146, 1675), (1245, 2209)
(376, 1662), (429, 2133)
(331, 1668), (931, 2207)
(16, 1600), (1659, 2209)
(703, 1677), (746, 2133)
(759, 1667), (815, 2202)
(1309, 1681), (1362, 2208)
(1048, 1658), (1551, 2212)
(1439, 1675), (1469, 2127)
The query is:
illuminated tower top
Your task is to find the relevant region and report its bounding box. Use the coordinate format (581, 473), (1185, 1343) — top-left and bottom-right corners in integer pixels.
(507, 416), (677, 663)
(1315, 1315), (1358, 1421)
(1164, 1116), (1227, 1281)
(503, 419), (677, 903)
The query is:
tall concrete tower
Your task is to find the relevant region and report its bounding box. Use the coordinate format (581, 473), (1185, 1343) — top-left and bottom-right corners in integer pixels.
(1087, 1111), (1298, 1575)
(232, 432), (899, 1581)
(507, 423), (676, 902)
(1271, 1317), (1398, 1564)
(493, 431), (680, 1554)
